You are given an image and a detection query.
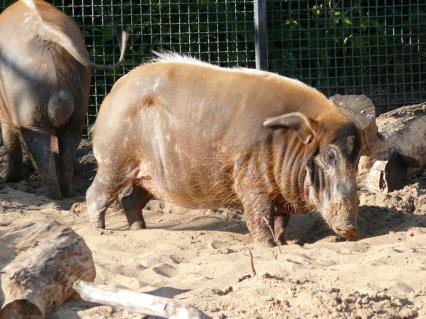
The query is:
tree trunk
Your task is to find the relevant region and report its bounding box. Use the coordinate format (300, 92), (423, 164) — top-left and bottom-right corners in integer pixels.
(0, 221), (96, 319)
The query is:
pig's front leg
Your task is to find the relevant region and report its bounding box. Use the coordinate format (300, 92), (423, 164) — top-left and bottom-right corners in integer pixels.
(233, 152), (286, 246)
(233, 172), (282, 246)
(239, 190), (277, 246)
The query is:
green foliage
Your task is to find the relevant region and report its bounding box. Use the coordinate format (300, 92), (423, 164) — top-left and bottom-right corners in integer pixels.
(267, 0), (426, 109)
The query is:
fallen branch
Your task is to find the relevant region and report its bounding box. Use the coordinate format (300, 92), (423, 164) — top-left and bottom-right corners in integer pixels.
(73, 280), (211, 319)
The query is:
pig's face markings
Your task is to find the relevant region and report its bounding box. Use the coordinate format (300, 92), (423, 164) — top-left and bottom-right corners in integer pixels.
(306, 124), (361, 240)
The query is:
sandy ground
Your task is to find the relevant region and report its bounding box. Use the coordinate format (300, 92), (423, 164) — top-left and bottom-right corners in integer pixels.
(0, 140), (426, 319)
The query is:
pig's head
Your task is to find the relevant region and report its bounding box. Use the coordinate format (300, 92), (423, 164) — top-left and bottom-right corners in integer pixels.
(263, 112), (361, 240)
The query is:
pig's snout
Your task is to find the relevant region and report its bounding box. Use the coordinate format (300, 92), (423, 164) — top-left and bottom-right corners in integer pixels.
(324, 200), (359, 241)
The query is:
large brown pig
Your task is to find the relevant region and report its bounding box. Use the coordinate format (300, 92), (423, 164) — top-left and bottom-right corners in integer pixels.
(0, 0), (127, 199)
(87, 53), (361, 246)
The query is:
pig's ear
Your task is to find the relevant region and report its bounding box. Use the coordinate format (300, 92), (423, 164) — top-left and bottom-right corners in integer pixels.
(263, 112), (316, 144)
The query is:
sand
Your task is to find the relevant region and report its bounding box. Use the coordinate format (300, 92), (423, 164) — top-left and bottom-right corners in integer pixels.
(0, 140), (425, 319)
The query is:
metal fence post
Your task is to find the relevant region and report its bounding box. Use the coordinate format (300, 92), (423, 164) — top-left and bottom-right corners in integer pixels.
(254, 0), (268, 70)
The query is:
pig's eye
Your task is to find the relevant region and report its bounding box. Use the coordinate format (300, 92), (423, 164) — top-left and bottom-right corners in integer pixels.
(324, 148), (337, 166)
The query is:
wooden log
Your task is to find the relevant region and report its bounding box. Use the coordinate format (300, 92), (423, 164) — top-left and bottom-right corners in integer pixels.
(358, 103), (426, 193)
(374, 103), (426, 167)
(331, 96), (425, 193)
(359, 152), (408, 193)
(330, 94), (377, 156)
(0, 221), (96, 319)
(73, 280), (211, 319)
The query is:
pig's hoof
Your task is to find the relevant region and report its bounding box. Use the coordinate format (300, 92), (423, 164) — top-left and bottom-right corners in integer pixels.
(5, 172), (22, 183)
(50, 194), (63, 201)
(336, 227), (359, 241)
(254, 236), (276, 247)
(91, 220), (105, 229)
(130, 221), (145, 230)
(256, 236), (287, 247)
(270, 238), (287, 246)
(47, 189), (63, 200)
(277, 238), (288, 245)
(60, 188), (71, 198)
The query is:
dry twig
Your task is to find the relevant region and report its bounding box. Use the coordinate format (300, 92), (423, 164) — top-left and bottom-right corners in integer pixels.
(249, 250), (256, 277)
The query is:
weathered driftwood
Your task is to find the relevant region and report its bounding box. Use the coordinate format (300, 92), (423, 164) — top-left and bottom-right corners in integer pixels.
(73, 280), (211, 319)
(331, 96), (426, 193)
(0, 222), (96, 319)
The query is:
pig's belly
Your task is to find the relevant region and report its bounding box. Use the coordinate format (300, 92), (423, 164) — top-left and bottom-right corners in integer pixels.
(136, 160), (240, 210)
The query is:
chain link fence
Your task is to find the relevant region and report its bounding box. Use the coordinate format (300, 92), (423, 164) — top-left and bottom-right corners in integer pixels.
(268, 0), (426, 114)
(0, 0), (256, 132)
(1, 0), (425, 130)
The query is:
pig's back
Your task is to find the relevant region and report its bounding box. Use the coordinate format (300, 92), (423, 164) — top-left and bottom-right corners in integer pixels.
(0, 1), (89, 127)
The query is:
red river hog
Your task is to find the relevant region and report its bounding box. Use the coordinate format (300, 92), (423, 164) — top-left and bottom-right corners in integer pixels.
(87, 53), (361, 246)
(0, 0), (127, 198)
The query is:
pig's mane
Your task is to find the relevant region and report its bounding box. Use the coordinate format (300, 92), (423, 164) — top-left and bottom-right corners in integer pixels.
(152, 51), (269, 75)
(21, 0), (36, 9)
(151, 51), (310, 89)
(152, 51), (211, 67)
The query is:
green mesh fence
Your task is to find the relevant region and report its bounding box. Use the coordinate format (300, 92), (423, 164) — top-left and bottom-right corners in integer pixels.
(1, 0), (425, 128)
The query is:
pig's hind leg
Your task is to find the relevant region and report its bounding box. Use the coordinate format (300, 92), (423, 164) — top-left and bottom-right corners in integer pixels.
(2, 125), (23, 182)
(119, 184), (152, 230)
(57, 124), (81, 197)
(21, 128), (62, 199)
